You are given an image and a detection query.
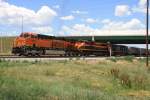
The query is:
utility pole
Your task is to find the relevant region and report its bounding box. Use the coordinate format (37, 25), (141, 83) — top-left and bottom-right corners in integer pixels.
(146, 0), (149, 67)
(0, 34), (2, 54)
(22, 16), (24, 33)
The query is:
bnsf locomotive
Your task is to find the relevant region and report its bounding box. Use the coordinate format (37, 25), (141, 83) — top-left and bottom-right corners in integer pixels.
(12, 32), (148, 56)
(12, 32), (74, 56)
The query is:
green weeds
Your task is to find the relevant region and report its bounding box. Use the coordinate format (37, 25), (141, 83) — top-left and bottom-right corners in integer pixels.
(0, 59), (149, 100)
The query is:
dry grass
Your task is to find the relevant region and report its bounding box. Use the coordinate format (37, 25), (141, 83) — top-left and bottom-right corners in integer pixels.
(0, 58), (150, 100)
(0, 37), (15, 54)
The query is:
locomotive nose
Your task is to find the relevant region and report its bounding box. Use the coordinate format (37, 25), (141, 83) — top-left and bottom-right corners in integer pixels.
(14, 37), (26, 47)
(75, 42), (84, 49)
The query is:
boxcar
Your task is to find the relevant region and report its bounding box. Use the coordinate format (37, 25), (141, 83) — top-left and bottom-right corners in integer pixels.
(128, 47), (140, 56)
(111, 45), (128, 56)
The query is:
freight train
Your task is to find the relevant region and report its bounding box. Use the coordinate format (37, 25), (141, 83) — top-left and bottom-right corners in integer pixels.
(12, 32), (149, 56)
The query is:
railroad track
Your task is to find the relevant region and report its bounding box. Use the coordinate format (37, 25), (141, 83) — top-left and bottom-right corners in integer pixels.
(0, 55), (108, 61)
(0, 55), (147, 62)
(0, 55), (62, 58)
(0, 57), (107, 62)
(0, 54), (109, 58)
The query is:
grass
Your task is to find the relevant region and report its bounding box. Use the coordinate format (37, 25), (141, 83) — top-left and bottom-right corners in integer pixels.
(0, 58), (150, 100)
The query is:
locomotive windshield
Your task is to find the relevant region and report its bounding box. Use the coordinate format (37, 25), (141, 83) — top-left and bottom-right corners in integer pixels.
(20, 33), (37, 38)
(20, 33), (30, 38)
(24, 34), (30, 38)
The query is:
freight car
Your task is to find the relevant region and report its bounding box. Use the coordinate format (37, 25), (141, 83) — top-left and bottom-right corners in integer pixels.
(128, 47), (148, 56)
(139, 48), (146, 56)
(111, 44), (128, 56)
(128, 47), (141, 56)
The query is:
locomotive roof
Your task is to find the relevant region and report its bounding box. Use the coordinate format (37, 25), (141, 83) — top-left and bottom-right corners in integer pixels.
(37, 34), (55, 39)
(21, 32), (37, 35)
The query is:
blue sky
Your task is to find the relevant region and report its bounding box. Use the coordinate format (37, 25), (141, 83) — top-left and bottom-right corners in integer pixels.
(0, 0), (147, 37)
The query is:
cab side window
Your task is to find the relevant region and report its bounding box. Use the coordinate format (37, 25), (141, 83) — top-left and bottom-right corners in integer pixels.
(31, 35), (37, 38)
(24, 34), (30, 38)
(20, 34), (24, 37)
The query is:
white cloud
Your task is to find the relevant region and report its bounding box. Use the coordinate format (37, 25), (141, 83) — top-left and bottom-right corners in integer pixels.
(115, 5), (131, 16)
(122, 18), (144, 29)
(73, 24), (93, 33)
(59, 24), (94, 36)
(59, 18), (145, 36)
(0, 1), (57, 35)
(115, 0), (147, 15)
(139, 0), (146, 7)
(94, 29), (145, 36)
(72, 10), (88, 14)
(132, 0), (146, 13)
(60, 15), (74, 20)
(32, 26), (53, 35)
(0, 0), (4, 2)
(61, 26), (71, 33)
(86, 18), (97, 24)
(102, 18), (145, 30)
(132, 6), (146, 13)
(101, 19), (111, 24)
(59, 25), (145, 36)
(0, 3), (57, 26)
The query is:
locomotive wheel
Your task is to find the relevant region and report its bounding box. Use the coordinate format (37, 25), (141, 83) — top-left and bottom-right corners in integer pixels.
(79, 54), (81, 57)
(72, 53), (75, 57)
(35, 53), (40, 57)
(18, 53), (22, 56)
(68, 52), (72, 57)
(60, 54), (63, 57)
(42, 50), (46, 55)
(75, 53), (78, 57)
(31, 53), (36, 57)
(70, 52), (73, 57)
(64, 54), (67, 57)
(65, 52), (69, 56)
(78, 53), (82, 57)
(28, 53), (32, 57)
(83, 54), (86, 57)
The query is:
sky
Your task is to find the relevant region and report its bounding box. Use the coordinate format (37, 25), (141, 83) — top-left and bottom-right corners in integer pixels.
(0, 0), (148, 37)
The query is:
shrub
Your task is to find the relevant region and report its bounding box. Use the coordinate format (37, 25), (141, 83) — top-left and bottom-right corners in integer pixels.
(110, 66), (150, 90)
(45, 70), (56, 76)
(110, 68), (119, 78)
(119, 73), (131, 88)
(133, 75), (147, 90)
(0, 76), (48, 100)
(108, 58), (117, 62)
(122, 56), (134, 62)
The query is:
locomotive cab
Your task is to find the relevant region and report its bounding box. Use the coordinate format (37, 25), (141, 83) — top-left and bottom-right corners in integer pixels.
(19, 32), (37, 39)
(12, 32), (39, 56)
(13, 32), (37, 48)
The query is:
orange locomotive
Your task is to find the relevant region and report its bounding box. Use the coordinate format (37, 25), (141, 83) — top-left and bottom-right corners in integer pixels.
(74, 41), (109, 56)
(12, 32), (74, 56)
(12, 32), (110, 56)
